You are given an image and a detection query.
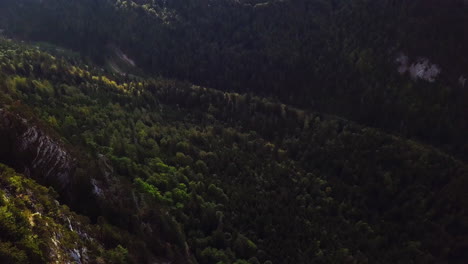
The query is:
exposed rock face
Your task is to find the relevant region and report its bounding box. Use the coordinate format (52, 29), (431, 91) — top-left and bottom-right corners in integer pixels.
(396, 53), (441, 82)
(0, 109), (76, 192)
(459, 75), (466, 87)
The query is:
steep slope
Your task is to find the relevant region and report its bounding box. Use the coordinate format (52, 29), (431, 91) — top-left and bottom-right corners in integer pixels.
(1, 0), (468, 161)
(0, 163), (130, 263)
(0, 38), (468, 263)
(0, 109), (76, 193)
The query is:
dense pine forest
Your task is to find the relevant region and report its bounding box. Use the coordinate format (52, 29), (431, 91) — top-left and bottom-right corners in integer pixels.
(0, 0), (467, 263)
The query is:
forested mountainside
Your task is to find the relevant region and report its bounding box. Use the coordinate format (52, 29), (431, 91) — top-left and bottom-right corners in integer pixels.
(0, 0), (468, 263)
(1, 36), (468, 263)
(1, 0), (468, 161)
(0, 163), (130, 263)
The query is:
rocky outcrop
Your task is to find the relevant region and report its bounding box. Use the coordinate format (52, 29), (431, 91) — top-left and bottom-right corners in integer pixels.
(0, 109), (76, 193)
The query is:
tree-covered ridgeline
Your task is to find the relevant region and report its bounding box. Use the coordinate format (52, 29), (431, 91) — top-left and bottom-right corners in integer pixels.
(1, 0), (467, 161)
(0, 38), (467, 263)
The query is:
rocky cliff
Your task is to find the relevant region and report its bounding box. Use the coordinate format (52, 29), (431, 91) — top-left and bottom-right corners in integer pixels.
(0, 108), (76, 194)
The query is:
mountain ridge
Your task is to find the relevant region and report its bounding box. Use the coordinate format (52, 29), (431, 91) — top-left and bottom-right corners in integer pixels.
(0, 36), (468, 263)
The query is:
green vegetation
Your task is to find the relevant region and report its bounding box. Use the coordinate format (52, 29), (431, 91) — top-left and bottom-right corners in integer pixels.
(1, 0), (467, 161)
(0, 37), (467, 263)
(0, 163), (129, 263)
